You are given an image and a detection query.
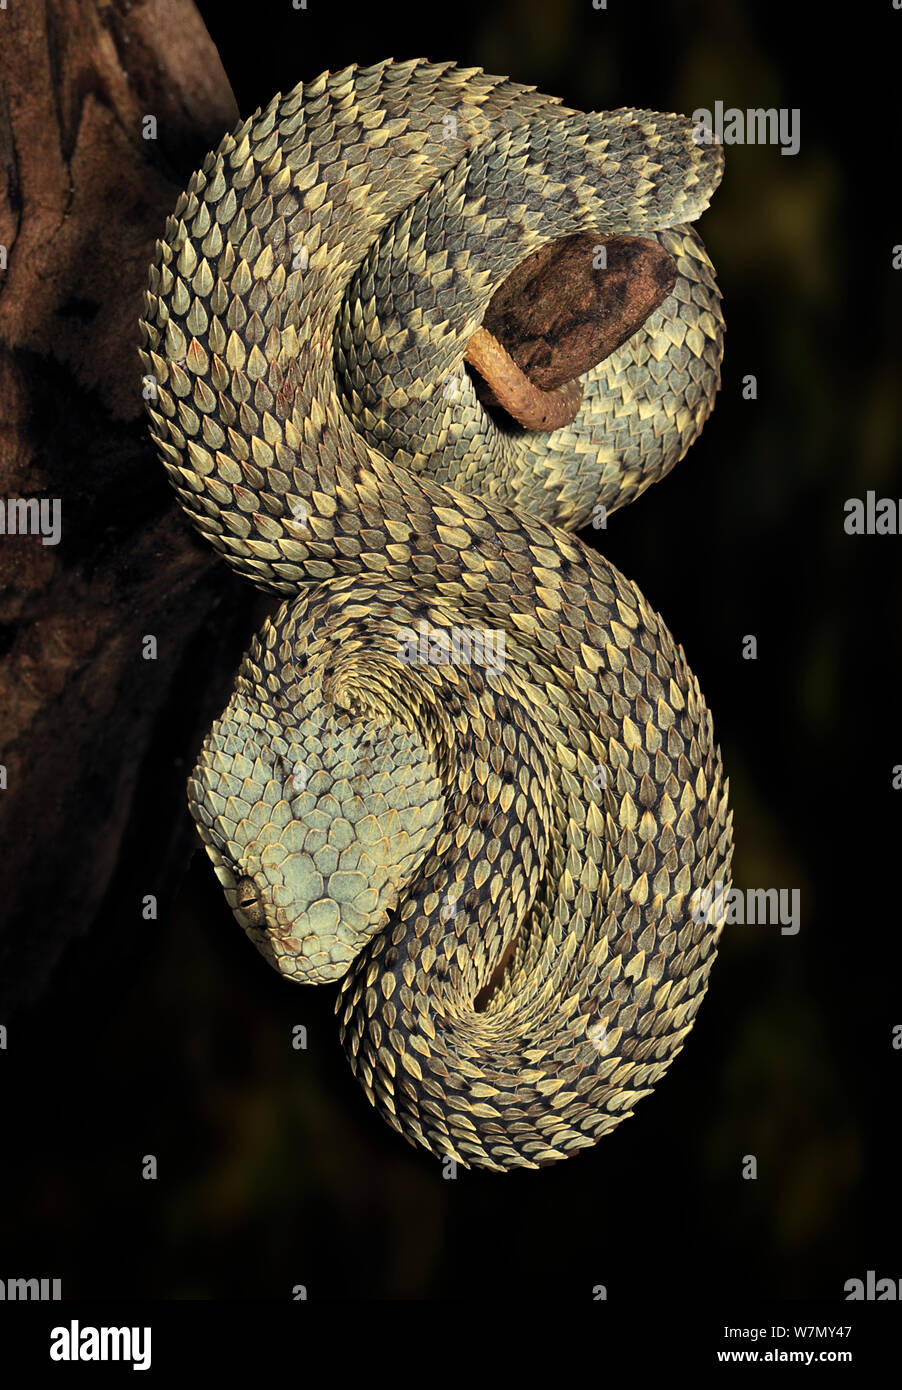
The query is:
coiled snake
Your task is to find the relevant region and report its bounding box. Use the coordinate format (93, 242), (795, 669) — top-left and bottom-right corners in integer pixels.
(140, 59), (733, 1172)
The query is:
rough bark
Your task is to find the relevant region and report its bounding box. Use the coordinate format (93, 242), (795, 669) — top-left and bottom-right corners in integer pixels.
(0, 0), (254, 1011)
(482, 233), (678, 391)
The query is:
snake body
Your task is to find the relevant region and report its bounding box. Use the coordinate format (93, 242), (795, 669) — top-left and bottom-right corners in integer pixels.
(140, 59), (733, 1171)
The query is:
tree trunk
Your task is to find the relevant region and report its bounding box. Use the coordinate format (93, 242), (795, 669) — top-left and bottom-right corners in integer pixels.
(0, 0), (255, 1010)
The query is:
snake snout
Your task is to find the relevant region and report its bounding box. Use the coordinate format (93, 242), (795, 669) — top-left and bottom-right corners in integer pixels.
(235, 876), (265, 927)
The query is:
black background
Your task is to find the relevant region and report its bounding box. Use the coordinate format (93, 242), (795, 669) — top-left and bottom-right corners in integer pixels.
(2, 0), (900, 1306)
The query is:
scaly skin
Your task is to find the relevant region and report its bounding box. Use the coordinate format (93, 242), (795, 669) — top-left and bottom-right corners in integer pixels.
(140, 59), (732, 1171)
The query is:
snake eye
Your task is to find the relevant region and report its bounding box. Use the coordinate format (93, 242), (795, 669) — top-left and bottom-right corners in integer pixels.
(235, 876), (265, 926)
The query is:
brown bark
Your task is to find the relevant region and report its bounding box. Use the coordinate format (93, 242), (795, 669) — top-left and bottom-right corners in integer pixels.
(464, 327), (584, 431)
(480, 232), (678, 390)
(0, 0), (254, 1011)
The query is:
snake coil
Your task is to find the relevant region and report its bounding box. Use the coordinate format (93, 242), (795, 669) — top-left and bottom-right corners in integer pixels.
(140, 59), (733, 1172)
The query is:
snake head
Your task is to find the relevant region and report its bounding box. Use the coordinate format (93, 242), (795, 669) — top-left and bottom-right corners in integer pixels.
(187, 605), (445, 983)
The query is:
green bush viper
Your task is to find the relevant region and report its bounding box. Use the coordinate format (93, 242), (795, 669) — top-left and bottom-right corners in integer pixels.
(139, 58), (733, 1172)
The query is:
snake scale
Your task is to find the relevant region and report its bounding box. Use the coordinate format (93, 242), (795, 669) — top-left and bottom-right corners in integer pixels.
(140, 59), (733, 1172)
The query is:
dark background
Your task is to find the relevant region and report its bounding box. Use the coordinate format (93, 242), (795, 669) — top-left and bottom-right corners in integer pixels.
(2, 0), (900, 1300)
